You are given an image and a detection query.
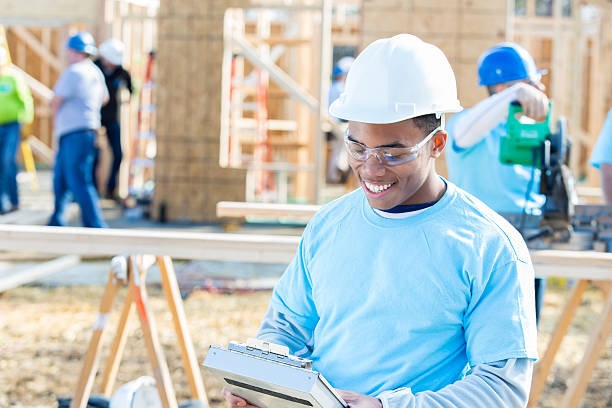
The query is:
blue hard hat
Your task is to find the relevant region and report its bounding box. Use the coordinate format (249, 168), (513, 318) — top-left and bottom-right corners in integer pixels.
(332, 56), (354, 78)
(66, 31), (97, 55)
(477, 42), (547, 86)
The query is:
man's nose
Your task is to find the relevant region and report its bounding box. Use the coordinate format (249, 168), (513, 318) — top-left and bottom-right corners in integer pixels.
(362, 153), (386, 176)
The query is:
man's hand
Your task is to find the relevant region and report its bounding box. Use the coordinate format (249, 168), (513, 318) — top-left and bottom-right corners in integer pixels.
(515, 82), (549, 121)
(222, 387), (260, 408)
(336, 389), (383, 408)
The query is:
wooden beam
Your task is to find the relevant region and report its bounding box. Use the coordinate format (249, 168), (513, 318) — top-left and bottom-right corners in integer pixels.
(0, 224), (301, 264)
(0, 255), (81, 292)
(217, 201), (319, 219)
(26, 135), (54, 165)
(7, 26), (63, 73)
(233, 35), (319, 112)
(10, 64), (53, 102)
(1, 224), (612, 279)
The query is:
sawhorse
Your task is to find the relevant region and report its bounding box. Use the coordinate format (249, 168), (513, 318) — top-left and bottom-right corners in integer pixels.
(528, 279), (612, 407)
(70, 255), (208, 408)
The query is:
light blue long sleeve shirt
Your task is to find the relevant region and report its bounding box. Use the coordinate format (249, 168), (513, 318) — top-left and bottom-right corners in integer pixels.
(258, 182), (537, 406)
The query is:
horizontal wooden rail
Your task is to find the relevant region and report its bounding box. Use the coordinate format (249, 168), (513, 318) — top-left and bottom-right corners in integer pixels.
(0, 225), (612, 280)
(0, 225), (300, 264)
(217, 201), (320, 219)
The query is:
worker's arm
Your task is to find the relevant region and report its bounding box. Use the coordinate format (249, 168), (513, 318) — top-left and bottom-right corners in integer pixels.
(600, 163), (612, 204)
(50, 94), (63, 117)
(370, 358), (532, 408)
(256, 305), (315, 357)
(16, 73), (34, 124)
(452, 82), (548, 149)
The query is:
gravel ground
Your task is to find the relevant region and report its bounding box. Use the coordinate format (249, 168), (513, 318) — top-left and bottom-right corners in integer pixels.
(1, 283), (611, 408)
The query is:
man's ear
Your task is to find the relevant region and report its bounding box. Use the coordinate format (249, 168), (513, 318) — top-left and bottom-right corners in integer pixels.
(430, 131), (447, 158)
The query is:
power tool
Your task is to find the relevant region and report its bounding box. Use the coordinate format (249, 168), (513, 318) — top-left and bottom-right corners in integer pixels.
(500, 101), (575, 242)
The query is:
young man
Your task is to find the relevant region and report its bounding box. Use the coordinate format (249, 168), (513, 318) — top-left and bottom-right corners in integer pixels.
(0, 47), (33, 214)
(224, 34), (537, 408)
(93, 38), (133, 200)
(589, 109), (612, 203)
(445, 43), (550, 324)
(48, 31), (108, 228)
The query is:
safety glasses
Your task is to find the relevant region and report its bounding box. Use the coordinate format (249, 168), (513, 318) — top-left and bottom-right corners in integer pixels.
(344, 126), (443, 165)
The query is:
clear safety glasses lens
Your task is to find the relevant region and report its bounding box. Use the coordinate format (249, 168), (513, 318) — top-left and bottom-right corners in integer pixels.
(344, 126), (442, 166)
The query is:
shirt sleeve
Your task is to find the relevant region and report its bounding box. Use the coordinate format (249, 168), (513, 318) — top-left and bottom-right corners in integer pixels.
(268, 224), (320, 330)
(257, 305), (315, 358)
(589, 109), (612, 168)
(53, 68), (76, 100)
(377, 358), (533, 408)
(16, 72), (34, 124)
(450, 84), (522, 150)
(464, 259), (538, 365)
(124, 69), (133, 94)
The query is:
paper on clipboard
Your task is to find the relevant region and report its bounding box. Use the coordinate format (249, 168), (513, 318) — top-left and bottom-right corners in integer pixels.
(203, 339), (347, 408)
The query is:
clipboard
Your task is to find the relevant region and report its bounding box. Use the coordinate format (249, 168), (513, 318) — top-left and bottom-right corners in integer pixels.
(203, 339), (347, 408)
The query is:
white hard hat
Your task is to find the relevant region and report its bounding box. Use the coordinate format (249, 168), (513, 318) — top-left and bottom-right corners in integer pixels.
(110, 376), (162, 408)
(99, 38), (124, 66)
(329, 34), (462, 124)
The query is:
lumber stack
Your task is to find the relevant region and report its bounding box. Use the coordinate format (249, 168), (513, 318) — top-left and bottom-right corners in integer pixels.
(155, 0), (251, 222)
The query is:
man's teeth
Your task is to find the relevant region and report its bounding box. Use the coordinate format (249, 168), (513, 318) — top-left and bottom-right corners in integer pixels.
(365, 182), (392, 193)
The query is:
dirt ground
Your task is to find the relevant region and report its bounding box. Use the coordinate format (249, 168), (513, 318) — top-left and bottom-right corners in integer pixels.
(1, 282), (611, 408)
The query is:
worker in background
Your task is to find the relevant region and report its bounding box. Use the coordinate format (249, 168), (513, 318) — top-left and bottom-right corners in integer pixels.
(225, 34), (537, 408)
(589, 109), (612, 203)
(93, 38), (133, 201)
(48, 31), (108, 228)
(445, 42), (549, 324)
(326, 56), (354, 184)
(0, 47), (33, 215)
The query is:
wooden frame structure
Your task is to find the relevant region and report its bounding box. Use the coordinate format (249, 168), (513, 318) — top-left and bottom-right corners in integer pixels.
(219, 0), (332, 204)
(0, 224), (611, 406)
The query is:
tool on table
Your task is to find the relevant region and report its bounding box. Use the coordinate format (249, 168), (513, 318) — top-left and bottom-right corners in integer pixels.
(501, 101), (575, 243)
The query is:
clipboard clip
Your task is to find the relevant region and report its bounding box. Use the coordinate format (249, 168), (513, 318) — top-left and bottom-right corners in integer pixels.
(228, 338), (313, 369)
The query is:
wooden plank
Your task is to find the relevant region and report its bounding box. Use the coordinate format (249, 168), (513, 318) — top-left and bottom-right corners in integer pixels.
(70, 270), (121, 408)
(129, 256), (178, 408)
(0, 224), (301, 264)
(216, 201), (319, 219)
(157, 256), (208, 402)
(531, 250), (612, 269)
(560, 287), (612, 408)
(0, 255), (80, 292)
(528, 279), (590, 407)
(10, 64), (54, 102)
(100, 289), (133, 397)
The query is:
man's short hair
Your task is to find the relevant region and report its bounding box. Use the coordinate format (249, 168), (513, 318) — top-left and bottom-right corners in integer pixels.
(412, 114), (441, 136)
